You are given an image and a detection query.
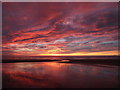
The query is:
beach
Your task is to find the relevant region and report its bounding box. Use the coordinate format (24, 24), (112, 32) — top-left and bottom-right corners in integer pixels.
(2, 58), (119, 88)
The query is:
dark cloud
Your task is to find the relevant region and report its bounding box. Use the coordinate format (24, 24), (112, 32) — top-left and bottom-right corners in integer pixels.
(2, 2), (118, 57)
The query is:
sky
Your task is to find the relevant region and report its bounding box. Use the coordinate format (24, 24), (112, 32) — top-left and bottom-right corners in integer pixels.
(2, 2), (119, 57)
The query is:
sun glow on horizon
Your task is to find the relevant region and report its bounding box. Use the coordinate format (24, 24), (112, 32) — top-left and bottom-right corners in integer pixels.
(38, 50), (118, 56)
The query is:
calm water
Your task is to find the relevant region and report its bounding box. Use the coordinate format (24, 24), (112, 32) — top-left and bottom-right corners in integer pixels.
(2, 61), (119, 88)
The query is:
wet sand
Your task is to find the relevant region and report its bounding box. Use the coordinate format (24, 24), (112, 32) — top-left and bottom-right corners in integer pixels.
(2, 60), (119, 88)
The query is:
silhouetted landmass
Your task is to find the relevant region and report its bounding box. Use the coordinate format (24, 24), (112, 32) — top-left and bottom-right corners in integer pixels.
(59, 59), (119, 66)
(2, 58), (119, 66)
(2, 59), (59, 63)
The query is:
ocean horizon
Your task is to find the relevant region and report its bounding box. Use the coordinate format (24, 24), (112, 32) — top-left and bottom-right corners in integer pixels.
(2, 55), (119, 60)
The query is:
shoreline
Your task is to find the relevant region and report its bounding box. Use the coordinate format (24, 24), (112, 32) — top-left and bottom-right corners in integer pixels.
(2, 59), (119, 66)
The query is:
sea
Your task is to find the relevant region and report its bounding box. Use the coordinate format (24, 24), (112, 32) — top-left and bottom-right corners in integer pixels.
(2, 56), (119, 88)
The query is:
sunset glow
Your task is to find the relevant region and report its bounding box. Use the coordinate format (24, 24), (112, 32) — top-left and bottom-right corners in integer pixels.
(38, 50), (118, 56)
(2, 2), (118, 58)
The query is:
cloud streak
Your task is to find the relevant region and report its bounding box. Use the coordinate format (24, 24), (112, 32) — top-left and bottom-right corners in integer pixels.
(2, 2), (118, 57)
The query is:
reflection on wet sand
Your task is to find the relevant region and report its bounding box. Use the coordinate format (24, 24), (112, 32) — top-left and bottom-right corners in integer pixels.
(2, 62), (118, 88)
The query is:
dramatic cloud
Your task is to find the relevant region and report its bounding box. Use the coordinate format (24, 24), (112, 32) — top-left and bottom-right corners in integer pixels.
(2, 2), (118, 57)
